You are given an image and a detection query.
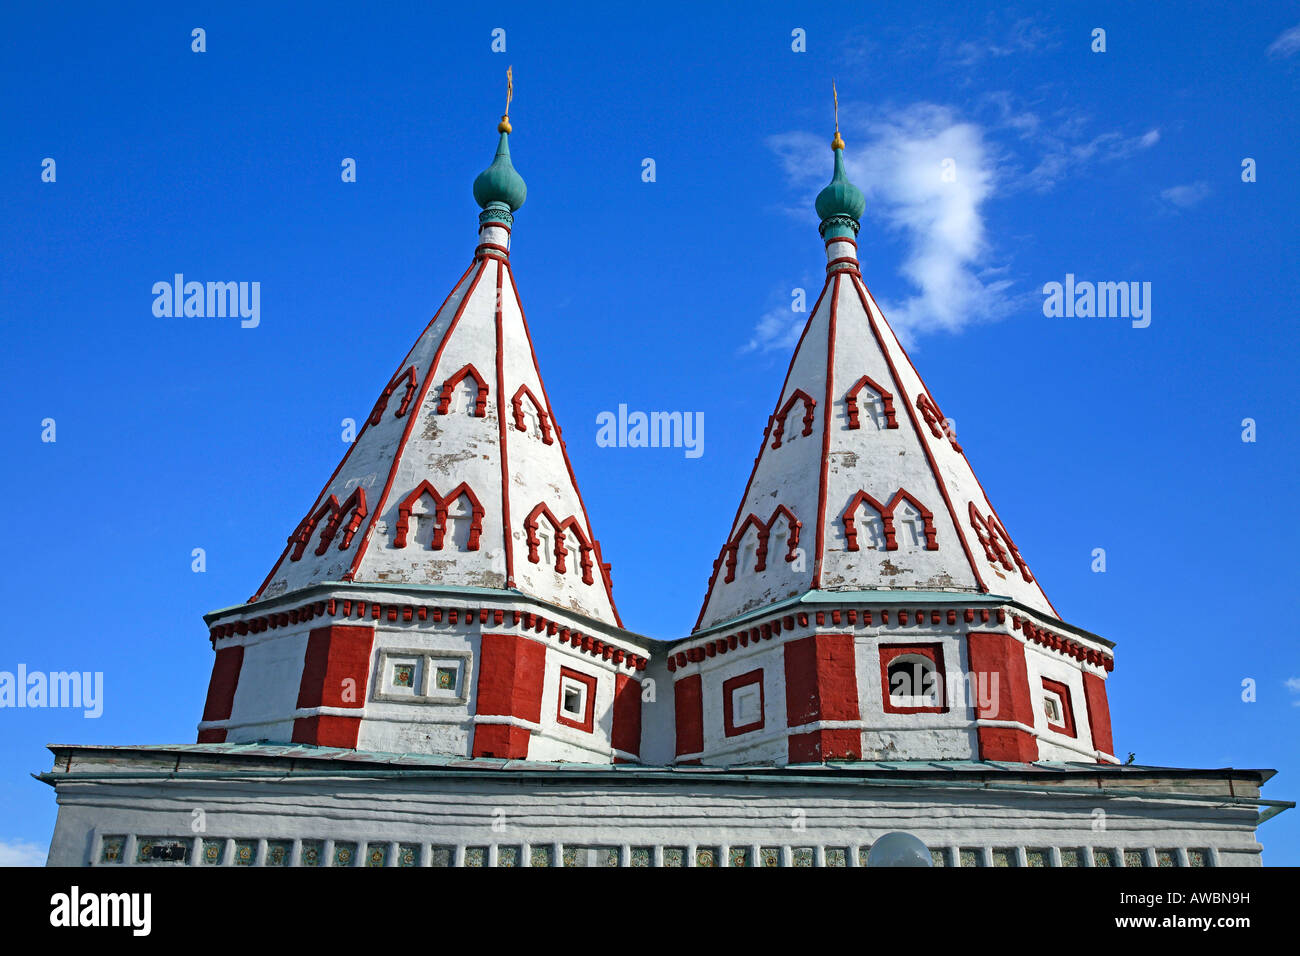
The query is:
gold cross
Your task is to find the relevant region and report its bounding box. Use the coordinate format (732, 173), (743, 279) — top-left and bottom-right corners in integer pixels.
(832, 79), (845, 150)
(505, 65), (513, 119)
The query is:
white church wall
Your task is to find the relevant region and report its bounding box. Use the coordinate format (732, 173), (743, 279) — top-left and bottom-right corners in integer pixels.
(44, 767), (1267, 867)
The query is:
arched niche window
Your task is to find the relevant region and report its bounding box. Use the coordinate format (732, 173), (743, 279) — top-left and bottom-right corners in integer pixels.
(392, 481), (484, 552)
(893, 498), (931, 549)
(443, 494), (479, 551)
(842, 492), (891, 551)
(880, 644), (947, 714)
(845, 375), (898, 430)
(770, 389), (816, 449)
(436, 364), (488, 417)
(511, 384), (554, 443)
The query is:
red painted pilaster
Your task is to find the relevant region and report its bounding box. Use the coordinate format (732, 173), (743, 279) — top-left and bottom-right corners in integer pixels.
(966, 631), (1037, 762)
(292, 624), (374, 748)
(674, 673), (703, 761)
(612, 673), (642, 760)
(784, 634), (861, 763)
(197, 645), (244, 744)
(1082, 671), (1114, 761)
(471, 633), (546, 758)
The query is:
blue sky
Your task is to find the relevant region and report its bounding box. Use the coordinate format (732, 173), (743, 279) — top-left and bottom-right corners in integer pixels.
(2, 3), (1297, 865)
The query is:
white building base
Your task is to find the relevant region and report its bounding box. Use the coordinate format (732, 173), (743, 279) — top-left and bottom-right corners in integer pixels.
(41, 743), (1286, 868)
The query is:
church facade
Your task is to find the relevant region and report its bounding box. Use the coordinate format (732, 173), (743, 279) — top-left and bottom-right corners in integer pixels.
(40, 102), (1288, 868)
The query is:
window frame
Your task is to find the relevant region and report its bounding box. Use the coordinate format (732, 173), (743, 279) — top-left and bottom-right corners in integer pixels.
(556, 666), (598, 733)
(722, 668), (765, 737)
(879, 643), (948, 714)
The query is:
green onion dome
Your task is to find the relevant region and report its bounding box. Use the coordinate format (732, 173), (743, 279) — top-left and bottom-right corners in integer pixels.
(815, 137), (865, 226)
(473, 118), (527, 213)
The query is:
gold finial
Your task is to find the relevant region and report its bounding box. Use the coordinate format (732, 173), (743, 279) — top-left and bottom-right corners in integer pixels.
(498, 66), (513, 134)
(831, 79), (845, 150)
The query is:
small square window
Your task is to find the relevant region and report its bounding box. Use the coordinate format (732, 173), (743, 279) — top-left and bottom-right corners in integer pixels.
(201, 838), (225, 866)
(99, 836), (125, 864)
(332, 842), (356, 867)
(1043, 695), (1060, 723)
(1040, 678), (1076, 737)
(373, 649), (471, 705)
(722, 669), (765, 737)
(556, 667), (597, 733)
(266, 840), (291, 866)
(387, 658), (420, 694)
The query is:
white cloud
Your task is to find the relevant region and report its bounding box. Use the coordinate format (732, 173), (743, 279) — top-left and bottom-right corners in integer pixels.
(760, 94), (1160, 344)
(741, 302), (810, 354)
(1267, 24), (1300, 58)
(1160, 181), (1210, 209)
(1285, 676), (1300, 692)
(0, 839), (47, 866)
(769, 104), (1012, 341)
(1023, 127), (1160, 192)
(948, 17), (1058, 66)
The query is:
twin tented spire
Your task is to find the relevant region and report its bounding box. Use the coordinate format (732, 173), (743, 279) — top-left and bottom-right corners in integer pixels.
(253, 77), (1058, 642)
(252, 77), (621, 626)
(693, 84), (1059, 632)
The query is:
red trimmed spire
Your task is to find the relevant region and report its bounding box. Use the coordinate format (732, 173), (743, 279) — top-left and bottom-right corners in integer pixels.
(693, 147), (1057, 632)
(251, 124), (621, 627)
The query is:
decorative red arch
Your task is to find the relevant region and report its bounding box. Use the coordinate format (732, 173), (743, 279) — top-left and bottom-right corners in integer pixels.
(436, 363), (489, 417)
(770, 388), (816, 449)
(288, 487), (369, 561)
(524, 503), (594, 584)
(369, 366), (419, 426)
(969, 501), (1033, 582)
(723, 505), (802, 581)
(845, 374), (898, 430)
(916, 392), (962, 453)
(510, 384), (554, 444)
(393, 480), (485, 551)
(842, 490), (893, 550)
(842, 488), (938, 552)
(885, 489), (939, 551)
